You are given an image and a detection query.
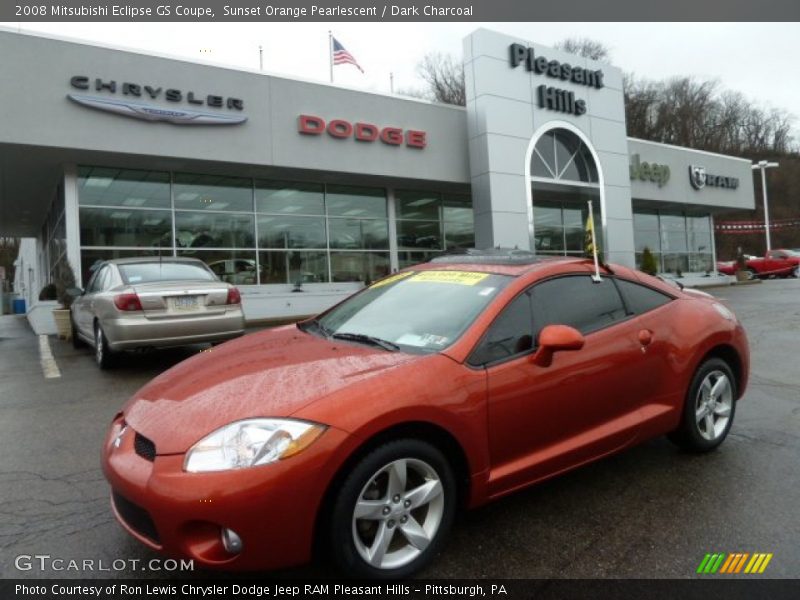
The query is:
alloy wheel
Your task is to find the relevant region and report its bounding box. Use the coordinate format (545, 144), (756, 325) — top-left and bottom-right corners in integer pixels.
(695, 370), (733, 441)
(351, 458), (444, 570)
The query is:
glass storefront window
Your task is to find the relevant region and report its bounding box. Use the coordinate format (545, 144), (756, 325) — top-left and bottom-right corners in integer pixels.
(329, 218), (389, 249)
(444, 221), (474, 250)
(443, 194), (474, 224)
(259, 250), (329, 284)
(80, 207), (173, 249)
(258, 215), (326, 249)
(177, 250), (258, 285)
(174, 211), (255, 248)
(326, 185), (387, 218)
(633, 209), (714, 273)
(173, 173), (253, 212)
(533, 203), (566, 254)
(78, 167), (171, 209)
(397, 220), (442, 250)
(396, 191), (441, 220)
(256, 181), (324, 215)
(330, 252), (390, 284)
(78, 168), (476, 287)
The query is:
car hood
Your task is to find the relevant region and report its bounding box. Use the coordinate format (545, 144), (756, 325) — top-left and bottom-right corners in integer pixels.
(122, 325), (419, 454)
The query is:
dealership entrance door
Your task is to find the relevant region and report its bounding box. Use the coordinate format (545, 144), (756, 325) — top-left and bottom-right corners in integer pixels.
(529, 128), (602, 256)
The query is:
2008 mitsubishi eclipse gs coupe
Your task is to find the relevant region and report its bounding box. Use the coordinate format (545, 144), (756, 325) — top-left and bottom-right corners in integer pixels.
(102, 249), (749, 578)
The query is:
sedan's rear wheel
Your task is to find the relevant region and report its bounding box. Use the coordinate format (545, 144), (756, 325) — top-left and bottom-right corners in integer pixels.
(793, 265), (799, 278)
(94, 322), (116, 369)
(328, 439), (456, 578)
(668, 357), (737, 452)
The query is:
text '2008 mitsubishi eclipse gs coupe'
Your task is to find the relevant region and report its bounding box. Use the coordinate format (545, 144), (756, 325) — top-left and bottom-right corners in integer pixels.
(102, 249), (749, 578)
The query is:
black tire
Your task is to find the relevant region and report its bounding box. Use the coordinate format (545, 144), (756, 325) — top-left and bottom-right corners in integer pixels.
(746, 268), (758, 280)
(328, 439), (457, 579)
(668, 357), (737, 452)
(71, 314), (85, 349)
(94, 322), (116, 369)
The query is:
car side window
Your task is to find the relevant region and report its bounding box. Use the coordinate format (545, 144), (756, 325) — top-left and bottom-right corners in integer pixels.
(468, 293), (534, 366)
(615, 279), (672, 316)
(530, 275), (627, 338)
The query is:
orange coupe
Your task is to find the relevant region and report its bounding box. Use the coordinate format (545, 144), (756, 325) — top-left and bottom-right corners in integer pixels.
(102, 249), (749, 578)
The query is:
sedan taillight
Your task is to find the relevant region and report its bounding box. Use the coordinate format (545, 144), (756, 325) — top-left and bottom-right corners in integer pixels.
(226, 287), (241, 305)
(114, 293), (143, 312)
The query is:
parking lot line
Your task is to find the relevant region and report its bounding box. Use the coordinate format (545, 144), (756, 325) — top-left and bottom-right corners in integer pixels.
(38, 334), (62, 379)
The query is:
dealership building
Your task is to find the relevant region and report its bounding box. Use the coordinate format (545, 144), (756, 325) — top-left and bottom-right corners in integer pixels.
(0, 28), (755, 327)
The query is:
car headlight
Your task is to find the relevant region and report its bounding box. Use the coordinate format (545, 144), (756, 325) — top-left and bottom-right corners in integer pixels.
(184, 418), (326, 473)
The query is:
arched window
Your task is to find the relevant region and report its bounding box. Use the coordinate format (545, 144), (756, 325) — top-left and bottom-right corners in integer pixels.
(529, 128), (601, 256)
(531, 129), (599, 185)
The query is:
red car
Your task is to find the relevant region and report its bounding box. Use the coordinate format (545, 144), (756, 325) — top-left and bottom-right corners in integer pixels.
(102, 250), (749, 578)
(717, 249), (800, 279)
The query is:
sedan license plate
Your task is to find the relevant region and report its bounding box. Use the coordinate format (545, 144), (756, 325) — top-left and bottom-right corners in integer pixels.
(169, 296), (200, 312)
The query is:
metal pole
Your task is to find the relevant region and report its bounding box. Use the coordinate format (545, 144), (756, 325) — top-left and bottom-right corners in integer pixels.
(328, 31), (333, 83)
(259, 45), (263, 71)
(761, 165), (772, 251)
(390, 72), (394, 93)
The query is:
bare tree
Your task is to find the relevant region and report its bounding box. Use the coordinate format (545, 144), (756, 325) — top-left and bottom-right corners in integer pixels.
(555, 37), (612, 62)
(414, 52), (466, 106)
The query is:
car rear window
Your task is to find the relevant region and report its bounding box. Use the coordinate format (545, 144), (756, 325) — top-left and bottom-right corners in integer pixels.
(118, 262), (216, 284)
(615, 279), (672, 315)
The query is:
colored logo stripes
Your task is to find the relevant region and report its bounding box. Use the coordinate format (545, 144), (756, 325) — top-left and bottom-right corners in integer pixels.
(697, 552), (773, 574)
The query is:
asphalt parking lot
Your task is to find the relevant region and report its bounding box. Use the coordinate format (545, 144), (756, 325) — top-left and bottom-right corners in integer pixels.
(1, 279), (798, 579)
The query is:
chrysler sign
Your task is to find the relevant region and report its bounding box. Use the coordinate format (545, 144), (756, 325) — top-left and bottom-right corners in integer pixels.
(68, 76), (247, 125)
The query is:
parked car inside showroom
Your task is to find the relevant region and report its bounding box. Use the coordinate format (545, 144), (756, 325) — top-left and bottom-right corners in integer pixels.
(102, 249), (749, 577)
(71, 257), (245, 368)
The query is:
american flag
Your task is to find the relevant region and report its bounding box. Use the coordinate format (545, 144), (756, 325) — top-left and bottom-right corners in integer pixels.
(332, 37), (364, 73)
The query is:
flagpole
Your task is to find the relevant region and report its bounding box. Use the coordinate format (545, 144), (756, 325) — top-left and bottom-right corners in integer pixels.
(588, 200), (601, 282)
(328, 31), (333, 83)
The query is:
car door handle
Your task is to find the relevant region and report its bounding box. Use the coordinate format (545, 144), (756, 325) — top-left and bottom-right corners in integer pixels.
(638, 329), (653, 347)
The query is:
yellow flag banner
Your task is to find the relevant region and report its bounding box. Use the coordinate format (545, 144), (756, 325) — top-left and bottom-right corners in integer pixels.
(584, 214), (599, 259)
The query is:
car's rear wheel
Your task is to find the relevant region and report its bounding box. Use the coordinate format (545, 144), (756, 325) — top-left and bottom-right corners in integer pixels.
(746, 268), (758, 280)
(668, 357), (737, 452)
(328, 439), (456, 578)
(793, 265), (800, 278)
(94, 322), (116, 369)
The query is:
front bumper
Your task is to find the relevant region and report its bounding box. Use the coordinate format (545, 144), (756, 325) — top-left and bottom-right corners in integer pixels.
(103, 310), (245, 351)
(101, 415), (349, 570)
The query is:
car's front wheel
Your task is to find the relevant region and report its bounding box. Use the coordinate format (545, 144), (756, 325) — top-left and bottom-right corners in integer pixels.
(668, 357), (737, 452)
(94, 322), (116, 369)
(328, 439), (457, 578)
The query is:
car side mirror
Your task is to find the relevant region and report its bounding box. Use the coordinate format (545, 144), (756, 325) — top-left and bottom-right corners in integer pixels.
(530, 324), (585, 367)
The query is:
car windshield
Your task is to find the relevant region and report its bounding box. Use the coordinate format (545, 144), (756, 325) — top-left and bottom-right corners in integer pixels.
(783, 249), (800, 257)
(118, 261), (216, 284)
(309, 270), (512, 354)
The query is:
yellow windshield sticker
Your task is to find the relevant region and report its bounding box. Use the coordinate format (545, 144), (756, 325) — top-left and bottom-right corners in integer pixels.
(370, 271), (414, 288)
(410, 270), (490, 286)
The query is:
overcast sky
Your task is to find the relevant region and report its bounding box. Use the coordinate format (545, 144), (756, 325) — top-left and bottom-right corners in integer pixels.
(5, 22), (800, 119)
